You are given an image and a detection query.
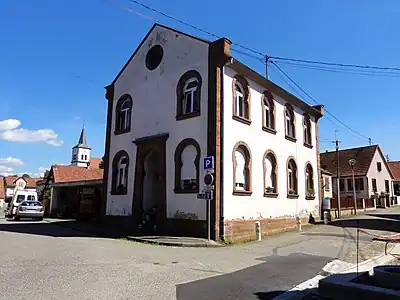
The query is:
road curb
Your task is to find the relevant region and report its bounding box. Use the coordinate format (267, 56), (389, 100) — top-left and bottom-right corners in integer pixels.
(126, 236), (225, 248)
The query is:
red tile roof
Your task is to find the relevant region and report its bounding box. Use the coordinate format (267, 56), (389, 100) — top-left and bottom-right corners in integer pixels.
(0, 177), (4, 199)
(388, 161), (400, 181)
(89, 157), (102, 169)
(4, 176), (42, 188)
(320, 145), (388, 178)
(52, 165), (103, 184)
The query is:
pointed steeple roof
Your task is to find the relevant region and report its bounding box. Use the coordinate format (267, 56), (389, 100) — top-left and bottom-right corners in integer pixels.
(73, 127), (91, 149)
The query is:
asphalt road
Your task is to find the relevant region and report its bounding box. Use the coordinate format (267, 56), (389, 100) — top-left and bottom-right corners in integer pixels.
(0, 208), (397, 300)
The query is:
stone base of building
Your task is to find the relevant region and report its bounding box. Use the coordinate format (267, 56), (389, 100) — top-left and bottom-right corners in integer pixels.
(223, 216), (310, 244)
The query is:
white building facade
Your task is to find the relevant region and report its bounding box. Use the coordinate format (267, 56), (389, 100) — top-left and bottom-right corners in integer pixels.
(102, 24), (324, 241)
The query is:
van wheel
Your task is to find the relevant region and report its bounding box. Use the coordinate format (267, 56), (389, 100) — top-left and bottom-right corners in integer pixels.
(14, 216), (20, 221)
(38, 218), (43, 221)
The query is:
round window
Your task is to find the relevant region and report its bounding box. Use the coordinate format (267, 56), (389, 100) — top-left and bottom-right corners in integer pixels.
(145, 45), (164, 71)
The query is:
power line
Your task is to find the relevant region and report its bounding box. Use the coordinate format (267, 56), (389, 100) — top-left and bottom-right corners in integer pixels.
(269, 56), (400, 72)
(274, 61), (400, 78)
(108, 0), (373, 143)
(124, 0), (265, 56)
(270, 61), (371, 142)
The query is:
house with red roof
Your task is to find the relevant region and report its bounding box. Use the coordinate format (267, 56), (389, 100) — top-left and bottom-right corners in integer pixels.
(42, 128), (104, 217)
(320, 145), (396, 211)
(2, 175), (42, 203)
(387, 161), (400, 199)
(0, 176), (4, 208)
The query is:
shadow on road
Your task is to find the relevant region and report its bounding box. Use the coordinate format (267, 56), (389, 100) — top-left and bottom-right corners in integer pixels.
(329, 215), (400, 233)
(176, 253), (331, 300)
(367, 213), (400, 221)
(0, 219), (127, 238)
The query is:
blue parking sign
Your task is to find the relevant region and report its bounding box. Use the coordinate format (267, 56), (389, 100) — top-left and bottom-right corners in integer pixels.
(203, 156), (214, 170)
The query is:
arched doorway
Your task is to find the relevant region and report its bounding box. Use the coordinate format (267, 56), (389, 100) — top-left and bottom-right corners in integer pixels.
(133, 133), (168, 234)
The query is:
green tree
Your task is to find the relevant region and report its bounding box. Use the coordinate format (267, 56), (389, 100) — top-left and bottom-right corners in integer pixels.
(99, 160), (104, 169)
(22, 173), (30, 178)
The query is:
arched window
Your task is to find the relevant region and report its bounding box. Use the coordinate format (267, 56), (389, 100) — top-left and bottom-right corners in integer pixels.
(232, 75), (251, 124)
(176, 70), (202, 120)
(305, 163), (315, 199)
(263, 151), (278, 195)
(232, 142), (252, 195)
(262, 91), (275, 132)
(115, 94), (132, 134)
(174, 138), (201, 193)
(111, 150), (129, 195)
(287, 158), (298, 196)
(303, 114), (312, 146)
(285, 104), (296, 140)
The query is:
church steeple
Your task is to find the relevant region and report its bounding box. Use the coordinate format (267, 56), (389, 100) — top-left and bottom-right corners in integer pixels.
(71, 126), (91, 167)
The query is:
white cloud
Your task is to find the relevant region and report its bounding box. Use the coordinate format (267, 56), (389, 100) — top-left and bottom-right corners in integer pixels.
(0, 119), (63, 147)
(37, 166), (47, 177)
(0, 157), (24, 167)
(0, 165), (14, 176)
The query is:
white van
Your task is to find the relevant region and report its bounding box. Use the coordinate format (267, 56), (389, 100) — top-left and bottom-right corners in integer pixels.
(6, 190), (38, 219)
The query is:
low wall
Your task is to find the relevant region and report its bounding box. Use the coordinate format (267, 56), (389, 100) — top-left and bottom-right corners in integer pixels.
(224, 216), (310, 243)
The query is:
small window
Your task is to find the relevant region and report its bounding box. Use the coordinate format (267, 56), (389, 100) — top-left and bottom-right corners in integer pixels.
(111, 151), (129, 195)
(303, 114), (312, 146)
(81, 154), (84, 160)
(324, 177), (330, 192)
(339, 179), (345, 191)
(347, 179), (353, 191)
(84, 155), (87, 160)
(287, 158), (298, 195)
(73, 154), (77, 160)
(385, 180), (390, 193)
(232, 75), (251, 124)
(372, 178), (377, 192)
(174, 138), (201, 193)
(176, 70), (202, 120)
(262, 92), (275, 132)
(18, 182), (24, 188)
(285, 104), (296, 140)
(145, 45), (163, 71)
(233, 142), (252, 194)
(305, 164), (314, 198)
(377, 162), (382, 172)
(263, 151), (277, 195)
(16, 195), (25, 203)
(27, 195), (36, 201)
(354, 178), (364, 191)
(115, 94), (133, 134)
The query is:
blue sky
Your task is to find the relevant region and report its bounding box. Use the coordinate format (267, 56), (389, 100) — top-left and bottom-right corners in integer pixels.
(1, 0), (400, 176)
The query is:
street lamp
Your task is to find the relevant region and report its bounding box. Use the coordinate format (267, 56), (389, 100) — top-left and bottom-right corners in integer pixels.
(349, 158), (357, 215)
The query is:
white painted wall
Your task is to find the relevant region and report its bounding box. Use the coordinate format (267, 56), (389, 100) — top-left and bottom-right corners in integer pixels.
(366, 149), (392, 197)
(222, 67), (320, 220)
(71, 147), (91, 167)
(107, 25), (209, 219)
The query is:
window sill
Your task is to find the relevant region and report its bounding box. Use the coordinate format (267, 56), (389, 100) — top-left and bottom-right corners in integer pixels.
(114, 129), (130, 136)
(287, 194), (299, 199)
(304, 142), (313, 149)
(262, 126), (277, 135)
(232, 115), (251, 125)
(176, 111), (200, 121)
(233, 190), (253, 196)
(285, 135), (297, 143)
(173, 189), (199, 194)
(264, 192), (279, 198)
(306, 196), (315, 200)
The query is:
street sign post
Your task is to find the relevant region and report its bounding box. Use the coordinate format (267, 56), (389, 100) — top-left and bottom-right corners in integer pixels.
(202, 161), (214, 241)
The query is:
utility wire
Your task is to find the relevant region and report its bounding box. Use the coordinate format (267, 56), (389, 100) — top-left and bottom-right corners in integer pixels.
(269, 56), (400, 72)
(270, 61), (370, 142)
(107, 0), (373, 143)
(124, 0), (265, 56)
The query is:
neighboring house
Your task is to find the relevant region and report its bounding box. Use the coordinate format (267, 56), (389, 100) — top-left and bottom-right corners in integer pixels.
(0, 176), (4, 208)
(102, 23), (324, 242)
(320, 145), (394, 210)
(3, 175), (41, 202)
(43, 129), (104, 217)
(387, 161), (400, 205)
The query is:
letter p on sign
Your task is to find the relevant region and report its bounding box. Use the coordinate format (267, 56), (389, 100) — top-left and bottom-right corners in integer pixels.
(203, 156), (214, 170)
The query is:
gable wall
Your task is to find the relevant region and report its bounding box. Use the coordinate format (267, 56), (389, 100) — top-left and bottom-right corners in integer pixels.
(107, 26), (209, 218)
